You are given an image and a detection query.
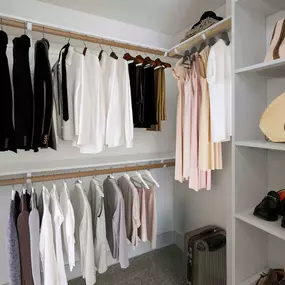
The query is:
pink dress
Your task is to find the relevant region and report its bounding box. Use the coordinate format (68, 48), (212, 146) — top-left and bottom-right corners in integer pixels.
(188, 55), (211, 191)
(172, 59), (186, 182)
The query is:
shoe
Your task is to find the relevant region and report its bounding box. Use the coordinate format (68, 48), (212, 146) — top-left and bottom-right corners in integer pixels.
(256, 269), (285, 285)
(253, 191), (280, 222)
(278, 189), (285, 216)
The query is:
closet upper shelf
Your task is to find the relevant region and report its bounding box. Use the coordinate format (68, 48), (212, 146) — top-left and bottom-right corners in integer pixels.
(166, 16), (232, 57)
(235, 58), (285, 78)
(0, 152), (175, 177)
(235, 140), (285, 151)
(236, 210), (285, 241)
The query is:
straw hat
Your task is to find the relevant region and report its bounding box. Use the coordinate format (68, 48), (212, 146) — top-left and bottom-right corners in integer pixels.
(260, 92), (285, 142)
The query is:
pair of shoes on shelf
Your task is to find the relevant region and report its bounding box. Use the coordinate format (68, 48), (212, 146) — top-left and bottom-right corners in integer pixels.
(254, 190), (285, 227)
(256, 268), (285, 285)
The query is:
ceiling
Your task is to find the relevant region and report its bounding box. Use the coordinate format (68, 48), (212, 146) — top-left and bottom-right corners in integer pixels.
(38, 0), (225, 35)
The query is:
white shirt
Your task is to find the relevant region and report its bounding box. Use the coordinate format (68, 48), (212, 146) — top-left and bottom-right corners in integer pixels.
(65, 47), (84, 141)
(87, 179), (108, 274)
(71, 183), (96, 285)
(50, 185), (68, 285)
(59, 182), (75, 271)
(39, 186), (59, 285)
(207, 40), (232, 143)
(101, 54), (134, 148)
(77, 50), (106, 153)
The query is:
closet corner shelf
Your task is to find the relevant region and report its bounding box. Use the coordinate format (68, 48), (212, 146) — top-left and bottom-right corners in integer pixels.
(235, 140), (285, 151)
(235, 210), (285, 241)
(166, 16), (232, 57)
(235, 58), (285, 77)
(238, 269), (269, 285)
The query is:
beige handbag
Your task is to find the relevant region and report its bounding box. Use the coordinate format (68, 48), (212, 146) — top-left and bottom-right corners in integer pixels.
(264, 18), (285, 62)
(259, 93), (285, 142)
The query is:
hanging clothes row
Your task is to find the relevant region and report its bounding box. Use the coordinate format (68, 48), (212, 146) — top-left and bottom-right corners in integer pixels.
(7, 171), (158, 285)
(0, 29), (170, 154)
(172, 33), (232, 191)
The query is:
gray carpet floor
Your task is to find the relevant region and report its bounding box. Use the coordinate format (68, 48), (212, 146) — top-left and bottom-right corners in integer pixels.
(69, 245), (186, 285)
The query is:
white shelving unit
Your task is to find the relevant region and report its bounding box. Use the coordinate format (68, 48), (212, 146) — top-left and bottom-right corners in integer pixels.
(233, 0), (285, 284)
(235, 140), (285, 151)
(235, 58), (285, 77)
(236, 211), (285, 241)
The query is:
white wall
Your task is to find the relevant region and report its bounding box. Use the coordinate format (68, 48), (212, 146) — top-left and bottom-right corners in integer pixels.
(0, 0), (174, 49)
(173, 143), (232, 249)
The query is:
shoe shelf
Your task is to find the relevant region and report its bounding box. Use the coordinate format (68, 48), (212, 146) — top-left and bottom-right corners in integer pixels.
(238, 269), (269, 285)
(235, 58), (285, 78)
(235, 210), (285, 241)
(235, 140), (285, 151)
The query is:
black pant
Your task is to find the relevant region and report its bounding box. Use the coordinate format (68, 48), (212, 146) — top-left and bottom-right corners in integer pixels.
(33, 38), (53, 152)
(128, 63), (145, 128)
(13, 35), (33, 150)
(0, 31), (16, 152)
(143, 66), (157, 128)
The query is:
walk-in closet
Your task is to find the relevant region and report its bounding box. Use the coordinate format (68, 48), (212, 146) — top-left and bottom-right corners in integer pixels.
(4, 0), (285, 284)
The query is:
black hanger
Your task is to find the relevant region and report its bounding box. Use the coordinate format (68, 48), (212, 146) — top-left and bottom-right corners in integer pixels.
(221, 31), (231, 46)
(109, 46), (118, 59)
(110, 51), (118, 59)
(209, 37), (217, 47)
(123, 52), (136, 61)
(199, 41), (207, 53)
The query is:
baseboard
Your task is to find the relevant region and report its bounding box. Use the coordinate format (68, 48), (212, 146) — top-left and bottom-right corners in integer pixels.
(174, 231), (184, 251)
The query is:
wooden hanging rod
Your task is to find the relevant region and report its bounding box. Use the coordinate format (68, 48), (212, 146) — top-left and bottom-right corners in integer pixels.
(0, 161), (175, 186)
(1, 17), (180, 58)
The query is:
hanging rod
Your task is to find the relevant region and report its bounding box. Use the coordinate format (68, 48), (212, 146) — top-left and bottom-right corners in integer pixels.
(0, 161), (175, 186)
(1, 17), (180, 58)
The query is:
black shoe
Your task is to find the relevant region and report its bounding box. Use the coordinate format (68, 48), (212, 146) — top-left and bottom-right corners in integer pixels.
(253, 191), (280, 222)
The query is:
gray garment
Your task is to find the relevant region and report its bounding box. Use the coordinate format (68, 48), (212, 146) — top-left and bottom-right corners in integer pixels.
(87, 179), (103, 241)
(7, 191), (21, 285)
(117, 176), (134, 242)
(52, 57), (64, 140)
(103, 177), (129, 269)
(29, 192), (41, 285)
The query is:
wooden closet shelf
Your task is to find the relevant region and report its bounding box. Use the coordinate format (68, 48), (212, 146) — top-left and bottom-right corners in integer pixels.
(166, 16), (232, 57)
